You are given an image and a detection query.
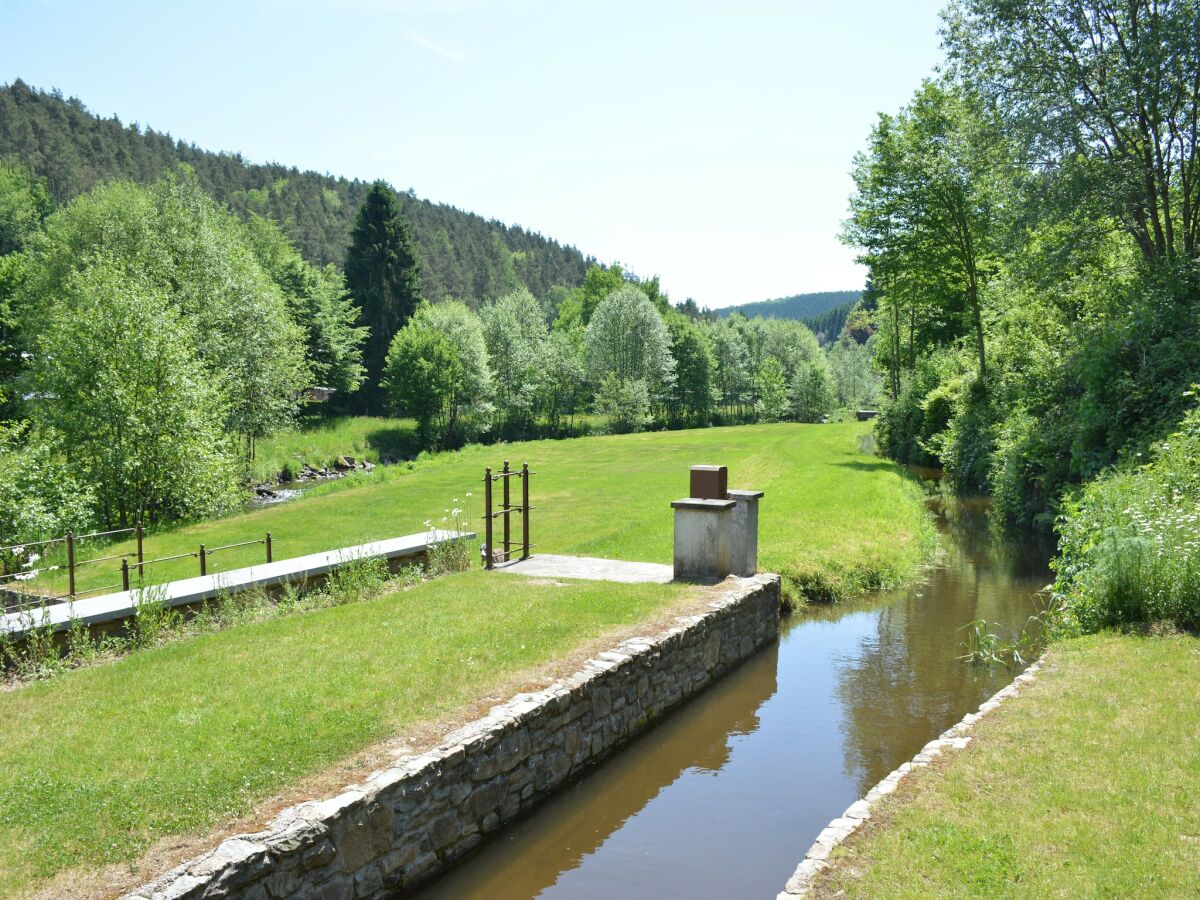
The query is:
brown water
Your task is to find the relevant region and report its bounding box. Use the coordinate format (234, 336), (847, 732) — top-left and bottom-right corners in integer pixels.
(415, 497), (1052, 899)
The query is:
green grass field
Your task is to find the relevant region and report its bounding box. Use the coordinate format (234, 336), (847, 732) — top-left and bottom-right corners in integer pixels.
(0, 572), (697, 895)
(73, 422), (935, 604)
(811, 633), (1200, 897)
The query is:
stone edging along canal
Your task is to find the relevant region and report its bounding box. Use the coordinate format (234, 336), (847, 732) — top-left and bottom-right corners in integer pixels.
(776, 658), (1043, 898)
(127, 573), (781, 900)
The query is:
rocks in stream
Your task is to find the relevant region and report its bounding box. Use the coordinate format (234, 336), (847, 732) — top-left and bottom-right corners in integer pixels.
(250, 458), (381, 507)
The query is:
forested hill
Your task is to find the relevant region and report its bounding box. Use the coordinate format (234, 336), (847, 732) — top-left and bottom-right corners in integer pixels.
(721, 290), (861, 321)
(0, 80), (590, 303)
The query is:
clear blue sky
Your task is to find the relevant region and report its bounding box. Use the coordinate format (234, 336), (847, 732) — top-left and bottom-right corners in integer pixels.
(3, 0), (946, 308)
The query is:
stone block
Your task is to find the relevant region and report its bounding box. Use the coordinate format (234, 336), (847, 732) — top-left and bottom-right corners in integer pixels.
(334, 802), (393, 873)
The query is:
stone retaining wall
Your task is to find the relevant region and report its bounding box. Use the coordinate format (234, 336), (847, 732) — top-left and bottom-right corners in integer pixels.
(129, 573), (780, 899)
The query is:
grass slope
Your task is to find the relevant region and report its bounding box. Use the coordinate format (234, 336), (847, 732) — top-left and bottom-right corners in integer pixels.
(75, 422), (934, 604)
(812, 633), (1200, 897)
(0, 572), (696, 894)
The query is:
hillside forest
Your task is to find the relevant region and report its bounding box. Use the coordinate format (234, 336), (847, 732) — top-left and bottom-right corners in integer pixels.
(0, 86), (878, 542)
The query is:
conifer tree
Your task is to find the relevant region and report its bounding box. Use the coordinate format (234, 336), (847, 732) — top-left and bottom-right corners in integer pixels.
(344, 181), (423, 412)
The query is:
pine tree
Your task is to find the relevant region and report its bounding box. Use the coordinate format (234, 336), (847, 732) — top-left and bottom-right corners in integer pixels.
(344, 181), (423, 412)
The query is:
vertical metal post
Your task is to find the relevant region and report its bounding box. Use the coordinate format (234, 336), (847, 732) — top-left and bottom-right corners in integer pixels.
(521, 462), (530, 560)
(265, 532), (273, 563)
(66, 531), (76, 598)
(502, 460), (511, 562)
(136, 520), (144, 567)
(121, 558), (130, 592)
(199, 544), (207, 576)
(484, 467), (493, 569)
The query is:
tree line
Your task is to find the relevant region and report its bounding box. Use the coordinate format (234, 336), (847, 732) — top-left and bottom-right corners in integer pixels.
(352, 179), (860, 445)
(843, 0), (1200, 534)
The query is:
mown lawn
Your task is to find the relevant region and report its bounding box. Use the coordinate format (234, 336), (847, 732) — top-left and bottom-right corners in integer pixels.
(0, 572), (696, 895)
(811, 633), (1200, 898)
(74, 422), (936, 603)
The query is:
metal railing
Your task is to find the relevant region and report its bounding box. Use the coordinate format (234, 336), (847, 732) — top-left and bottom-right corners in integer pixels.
(120, 533), (273, 590)
(0, 524), (144, 608)
(483, 461), (534, 568)
(0, 526), (275, 610)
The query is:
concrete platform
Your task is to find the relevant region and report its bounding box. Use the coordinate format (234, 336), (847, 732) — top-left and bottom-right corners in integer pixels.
(0, 530), (474, 638)
(491, 554), (674, 584)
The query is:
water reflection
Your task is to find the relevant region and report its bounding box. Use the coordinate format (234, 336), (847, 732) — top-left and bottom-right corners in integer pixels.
(415, 499), (1051, 899)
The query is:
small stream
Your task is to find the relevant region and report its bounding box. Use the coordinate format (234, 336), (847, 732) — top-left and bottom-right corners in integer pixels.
(415, 495), (1053, 899)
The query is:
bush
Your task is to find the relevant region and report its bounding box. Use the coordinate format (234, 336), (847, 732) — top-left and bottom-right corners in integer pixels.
(1053, 394), (1200, 633)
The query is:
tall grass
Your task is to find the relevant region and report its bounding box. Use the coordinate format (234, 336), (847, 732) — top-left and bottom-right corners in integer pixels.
(1053, 392), (1200, 632)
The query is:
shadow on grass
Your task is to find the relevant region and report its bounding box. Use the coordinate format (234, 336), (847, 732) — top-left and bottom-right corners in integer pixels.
(366, 426), (425, 461)
(830, 460), (895, 472)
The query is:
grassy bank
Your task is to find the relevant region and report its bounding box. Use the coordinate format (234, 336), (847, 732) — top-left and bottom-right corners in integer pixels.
(72, 422), (936, 605)
(0, 571), (697, 895)
(250, 416), (420, 482)
(811, 633), (1200, 897)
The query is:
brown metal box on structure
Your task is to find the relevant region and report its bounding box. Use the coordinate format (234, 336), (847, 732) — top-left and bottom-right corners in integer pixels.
(689, 465), (728, 500)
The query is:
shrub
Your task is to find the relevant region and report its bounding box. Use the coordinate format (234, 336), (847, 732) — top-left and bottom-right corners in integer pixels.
(1053, 393), (1200, 633)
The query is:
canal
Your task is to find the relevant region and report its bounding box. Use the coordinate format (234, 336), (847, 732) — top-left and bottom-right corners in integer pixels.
(416, 495), (1053, 898)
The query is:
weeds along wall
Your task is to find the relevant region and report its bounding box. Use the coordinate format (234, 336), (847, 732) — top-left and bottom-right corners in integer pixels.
(129, 574), (781, 899)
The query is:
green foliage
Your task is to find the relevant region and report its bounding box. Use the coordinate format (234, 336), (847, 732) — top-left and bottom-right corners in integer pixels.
(382, 325), (460, 445)
(594, 373), (652, 434)
(828, 337), (882, 409)
(323, 555), (390, 605)
(1053, 395), (1200, 633)
(666, 314), (718, 426)
(20, 173), (309, 462)
(753, 357), (790, 423)
(790, 362), (835, 423)
(344, 181), (424, 412)
(584, 285), (676, 430)
(801, 300), (856, 344)
(944, 0), (1200, 261)
(843, 2), (1200, 551)
(707, 318), (752, 421)
(479, 287), (547, 436)
(32, 260), (242, 526)
(0, 163), (51, 256)
(536, 331), (587, 430)
(0, 423), (94, 545)
(241, 214), (366, 397)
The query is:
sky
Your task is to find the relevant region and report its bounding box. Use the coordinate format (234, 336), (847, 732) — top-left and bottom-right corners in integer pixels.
(2, 0), (947, 308)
